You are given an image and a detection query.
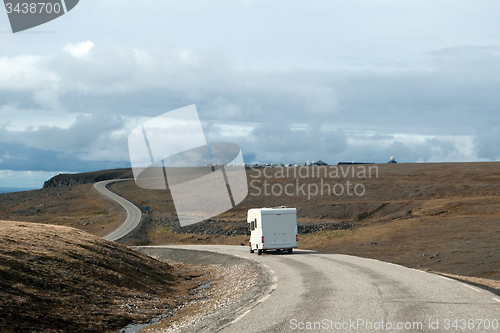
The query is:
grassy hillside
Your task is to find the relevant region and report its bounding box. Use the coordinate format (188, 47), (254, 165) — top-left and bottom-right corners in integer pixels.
(0, 184), (125, 237)
(0, 221), (204, 333)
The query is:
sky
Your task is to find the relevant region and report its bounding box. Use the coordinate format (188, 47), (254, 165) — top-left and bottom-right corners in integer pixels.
(1, 0), (500, 188)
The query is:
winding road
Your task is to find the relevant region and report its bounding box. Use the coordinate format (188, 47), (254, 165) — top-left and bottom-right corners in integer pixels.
(94, 179), (142, 241)
(141, 245), (500, 333)
(97, 180), (499, 332)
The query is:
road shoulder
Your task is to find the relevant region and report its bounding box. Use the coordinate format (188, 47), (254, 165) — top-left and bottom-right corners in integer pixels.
(133, 246), (273, 332)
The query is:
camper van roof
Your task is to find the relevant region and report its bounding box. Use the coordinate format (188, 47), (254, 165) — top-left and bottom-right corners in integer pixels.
(249, 207), (296, 215)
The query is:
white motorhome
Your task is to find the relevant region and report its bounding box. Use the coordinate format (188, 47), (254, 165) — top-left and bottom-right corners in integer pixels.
(248, 207), (298, 255)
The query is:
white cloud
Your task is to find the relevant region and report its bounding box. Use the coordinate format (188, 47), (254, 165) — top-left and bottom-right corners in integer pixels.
(0, 170), (64, 188)
(474, 121), (500, 161)
(0, 103), (17, 115)
(0, 108), (78, 131)
(63, 41), (94, 60)
(0, 41), (497, 170)
(0, 55), (58, 90)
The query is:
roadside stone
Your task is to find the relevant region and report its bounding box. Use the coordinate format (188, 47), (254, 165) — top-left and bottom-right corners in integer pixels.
(151, 216), (354, 236)
(146, 263), (259, 333)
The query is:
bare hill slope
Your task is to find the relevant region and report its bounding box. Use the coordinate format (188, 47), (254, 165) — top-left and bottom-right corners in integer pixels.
(0, 221), (200, 333)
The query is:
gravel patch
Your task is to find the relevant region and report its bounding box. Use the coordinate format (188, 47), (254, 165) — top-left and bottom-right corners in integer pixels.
(133, 247), (271, 333)
(146, 263), (259, 333)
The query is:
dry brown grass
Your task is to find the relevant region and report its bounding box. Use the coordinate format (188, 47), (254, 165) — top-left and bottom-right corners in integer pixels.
(0, 184), (124, 237)
(108, 163), (500, 282)
(0, 221), (212, 333)
(1, 162), (499, 283)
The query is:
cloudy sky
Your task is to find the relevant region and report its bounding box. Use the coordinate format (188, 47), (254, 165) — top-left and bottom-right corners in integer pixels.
(1, 0), (500, 188)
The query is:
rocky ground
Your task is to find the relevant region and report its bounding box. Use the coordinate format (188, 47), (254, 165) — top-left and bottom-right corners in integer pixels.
(150, 216), (355, 236)
(42, 168), (132, 188)
(132, 247), (268, 333)
(155, 264), (259, 333)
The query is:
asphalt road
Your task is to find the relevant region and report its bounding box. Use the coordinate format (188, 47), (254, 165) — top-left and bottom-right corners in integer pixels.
(146, 245), (500, 333)
(94, 179), (142, 241)
(96, 182), (499, 332)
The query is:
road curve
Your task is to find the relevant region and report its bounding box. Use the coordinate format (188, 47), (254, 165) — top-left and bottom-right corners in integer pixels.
(94, 179), (142, 241)
(142, 245), (500, 333)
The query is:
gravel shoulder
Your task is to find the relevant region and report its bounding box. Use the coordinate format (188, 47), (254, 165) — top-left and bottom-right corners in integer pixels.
(132, 247), (272, 333)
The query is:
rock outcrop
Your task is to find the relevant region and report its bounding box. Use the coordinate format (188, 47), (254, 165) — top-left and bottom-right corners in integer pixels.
(43, 168), (133, 188)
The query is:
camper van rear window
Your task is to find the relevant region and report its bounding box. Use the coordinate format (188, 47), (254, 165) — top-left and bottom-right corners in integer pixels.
(250, 219), (257, 230)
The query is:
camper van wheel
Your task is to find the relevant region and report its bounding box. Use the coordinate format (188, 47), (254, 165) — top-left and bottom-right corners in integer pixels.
(275, 248), (281, 253)
(257, 249), (262, 255)
(249, 244), (254, 253)
(288, 248), (293, 254)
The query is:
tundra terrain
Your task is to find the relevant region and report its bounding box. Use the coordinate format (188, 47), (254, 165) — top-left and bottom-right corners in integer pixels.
(1, 162), (499, 287)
